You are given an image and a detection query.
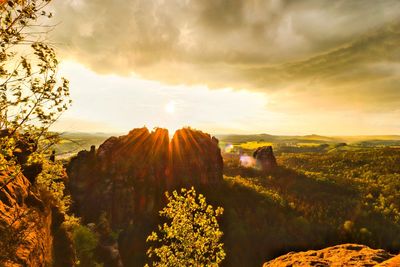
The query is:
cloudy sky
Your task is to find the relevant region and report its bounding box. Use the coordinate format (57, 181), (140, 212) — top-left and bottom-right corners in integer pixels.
(49, 0), (400, 135)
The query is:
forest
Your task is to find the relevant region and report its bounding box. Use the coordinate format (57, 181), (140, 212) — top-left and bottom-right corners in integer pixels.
(220, 144), (400, 265)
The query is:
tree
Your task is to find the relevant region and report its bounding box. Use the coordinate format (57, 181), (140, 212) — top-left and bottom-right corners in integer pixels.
(0, 0), (71, 264)
(1, 0), (70, 136)
(0, 0), (70, 185)
(72, 225), (100, 267)
(146, 187), (226, 267)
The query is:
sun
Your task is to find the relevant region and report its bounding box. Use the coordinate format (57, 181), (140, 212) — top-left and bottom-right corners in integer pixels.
(165, 100), (176, 114)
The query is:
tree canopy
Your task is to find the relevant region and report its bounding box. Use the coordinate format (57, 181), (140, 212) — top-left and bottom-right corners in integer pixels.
(146, 187), (226, 267)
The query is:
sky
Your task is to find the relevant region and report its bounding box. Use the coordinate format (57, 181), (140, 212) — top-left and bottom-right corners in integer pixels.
(49, 0), (400, 135)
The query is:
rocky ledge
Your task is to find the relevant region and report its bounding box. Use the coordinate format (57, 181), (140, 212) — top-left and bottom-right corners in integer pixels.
(263, 244), (398, 267)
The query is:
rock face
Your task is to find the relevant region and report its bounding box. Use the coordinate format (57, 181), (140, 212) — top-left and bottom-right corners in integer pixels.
(170, 128), (223, 185)
(0, 171), (52, 267)
(253, 146), (277, 171)
(67, 127), (223, 228)
(376, 254), (400, 266)
(0, 134), (73, 267)
(263, 244), (395, 267)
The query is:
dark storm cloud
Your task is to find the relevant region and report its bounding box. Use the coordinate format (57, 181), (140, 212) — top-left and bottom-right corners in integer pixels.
(51, 0), (400, 111)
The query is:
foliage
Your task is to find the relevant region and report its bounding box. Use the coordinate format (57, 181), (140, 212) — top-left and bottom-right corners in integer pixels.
(32, 151), (71, 213)
(279, 149), (400, 225)
(212, 147), (400, 265)
(0, 136), (21, 187)
(146, 187), (225, 267)
(224, 175), (284, 206)
(0, 0), (71, 134)
(72, 225), (101, 267)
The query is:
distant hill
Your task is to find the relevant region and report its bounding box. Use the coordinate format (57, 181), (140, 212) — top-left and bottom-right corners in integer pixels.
(217, 133), (400, 146)
(54, 132), (114, 158)
(55, 131), (400, 158)
(300, 134), (340, 142)
(215, 133), (279, 144)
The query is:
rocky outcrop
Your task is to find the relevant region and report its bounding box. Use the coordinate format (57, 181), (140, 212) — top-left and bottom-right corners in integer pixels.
(0, 165), (57, 267)
(0, 132), (74, 267)
(66, 127), (223, 266)
(253, 146), (277, 172)
(0, 171), (51, 267)
(67, 127), (223, 227)
(263, 244), (395, 267)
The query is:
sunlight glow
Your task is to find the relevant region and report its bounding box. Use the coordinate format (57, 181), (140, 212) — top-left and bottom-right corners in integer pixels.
(54, 61), (282, 135)
(165, 101), (176, 114)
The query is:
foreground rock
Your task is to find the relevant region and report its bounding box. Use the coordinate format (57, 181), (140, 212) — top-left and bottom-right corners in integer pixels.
(263, 244), (395, 267)
(376, 254), (400, 266)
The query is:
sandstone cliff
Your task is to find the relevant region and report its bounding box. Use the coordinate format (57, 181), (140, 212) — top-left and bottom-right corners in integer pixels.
(67, 127), (223, 227)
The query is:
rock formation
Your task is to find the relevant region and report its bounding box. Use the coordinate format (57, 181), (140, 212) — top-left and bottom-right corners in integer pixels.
(253, 146), (277, 171)
(263, 244), (395, 267)
(66, 127), (223, 266)
(67, 127), (223, 228)
(170, 128), (223, 185)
